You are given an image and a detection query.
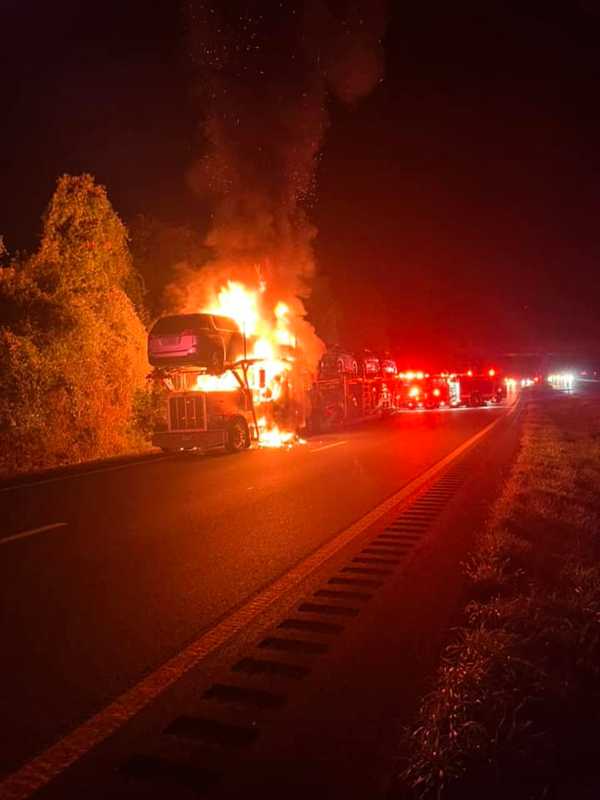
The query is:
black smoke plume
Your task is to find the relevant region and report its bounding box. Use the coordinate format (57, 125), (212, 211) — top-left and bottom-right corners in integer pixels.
(177, 0), (387, 365)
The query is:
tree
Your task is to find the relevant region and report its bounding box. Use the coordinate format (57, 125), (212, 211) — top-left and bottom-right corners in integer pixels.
(0, 175), (149, 475)
(33, 174), (145, 315)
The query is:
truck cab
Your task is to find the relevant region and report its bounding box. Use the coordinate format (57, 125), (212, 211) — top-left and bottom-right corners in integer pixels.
(152, 387), (255, 453)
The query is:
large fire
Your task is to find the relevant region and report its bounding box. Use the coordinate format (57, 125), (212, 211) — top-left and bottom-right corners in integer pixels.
(195, 280), (305, 448)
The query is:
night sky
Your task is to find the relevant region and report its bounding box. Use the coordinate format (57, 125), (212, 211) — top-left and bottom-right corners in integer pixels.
(2, 1), (600, 363)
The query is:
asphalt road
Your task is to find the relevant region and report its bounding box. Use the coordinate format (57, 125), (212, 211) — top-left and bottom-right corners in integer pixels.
(0, 403), (509, 780)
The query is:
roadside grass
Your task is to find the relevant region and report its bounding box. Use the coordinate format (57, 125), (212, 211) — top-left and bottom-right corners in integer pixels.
(394, 389), (600, 799)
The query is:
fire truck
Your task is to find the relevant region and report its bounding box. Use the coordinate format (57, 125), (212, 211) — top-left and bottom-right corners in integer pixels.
(396, 372), (450, 409)
(448, 370), (506, 406)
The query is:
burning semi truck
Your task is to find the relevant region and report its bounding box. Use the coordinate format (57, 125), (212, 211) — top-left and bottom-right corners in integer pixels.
(148, 322), (311, 452)
(147, 282), (314, 453)
(146, 290), (401, 452)
(147, 325), (397, 450)
(148, 313), (255, 453)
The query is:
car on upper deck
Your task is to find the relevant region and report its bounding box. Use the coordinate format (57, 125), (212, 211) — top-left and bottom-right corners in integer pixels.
(148, 313), (244, 374)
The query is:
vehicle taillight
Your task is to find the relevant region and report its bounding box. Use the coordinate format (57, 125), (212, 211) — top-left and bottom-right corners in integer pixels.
(409, 386), (420, 398)
(433, 388), (441, 397)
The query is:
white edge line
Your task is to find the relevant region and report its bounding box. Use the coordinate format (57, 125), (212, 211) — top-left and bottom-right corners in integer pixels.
(0, 523), (68, 546)
(310, 440), (348, 453)
(0, 401), (519, 800)
(0, 456), (173, 495)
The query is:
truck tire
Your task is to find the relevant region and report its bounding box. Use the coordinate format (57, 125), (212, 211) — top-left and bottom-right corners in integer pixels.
(226, 417), (249, 453)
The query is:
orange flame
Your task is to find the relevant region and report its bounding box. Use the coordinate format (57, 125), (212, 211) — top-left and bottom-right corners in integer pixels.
(205, 280), (261, 337)
(256, 418), (304, 448)
(196, 280), (301, 447)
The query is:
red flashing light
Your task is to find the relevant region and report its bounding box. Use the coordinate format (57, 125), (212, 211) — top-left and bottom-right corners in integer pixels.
(432, 388), (441, 397)
(408, 386), (420, 398)
(488, 368), (496, 377)
(467, 369), (473, 377)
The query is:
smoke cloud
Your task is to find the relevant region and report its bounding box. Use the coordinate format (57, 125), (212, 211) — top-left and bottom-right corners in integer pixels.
(175, 0), (387, 367)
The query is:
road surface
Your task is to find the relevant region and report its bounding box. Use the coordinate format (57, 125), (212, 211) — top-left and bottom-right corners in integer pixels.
(0, 403), (509, 782)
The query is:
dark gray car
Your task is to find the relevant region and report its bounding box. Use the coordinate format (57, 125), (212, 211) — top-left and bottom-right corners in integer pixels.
(148, 313), (244, 373)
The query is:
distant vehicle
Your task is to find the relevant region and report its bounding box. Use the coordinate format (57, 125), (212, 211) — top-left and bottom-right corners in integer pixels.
(148, 313), (244, 373)
(422, 376), (450, 408)
(318, 347), (359, 379)
(449, 372), (506, 406)
(398, 374), (449, 409)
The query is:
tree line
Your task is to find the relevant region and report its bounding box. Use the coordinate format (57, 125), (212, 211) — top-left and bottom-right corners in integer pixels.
(0, 174), (170, 476)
